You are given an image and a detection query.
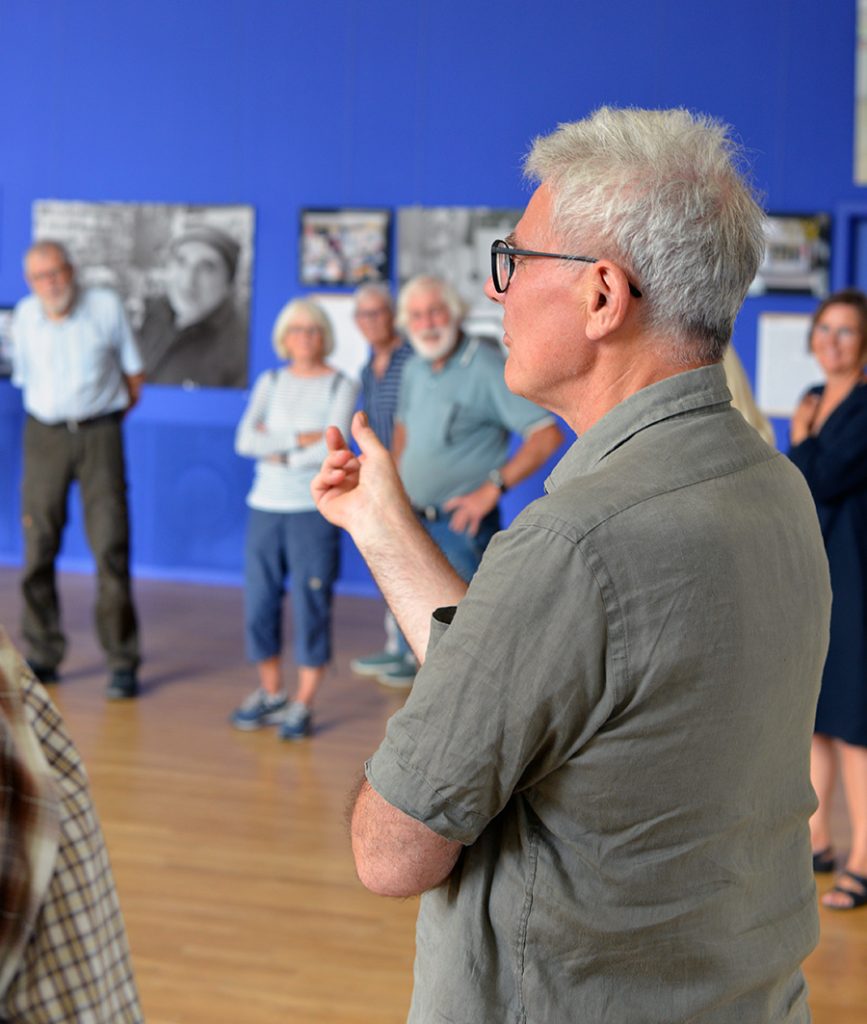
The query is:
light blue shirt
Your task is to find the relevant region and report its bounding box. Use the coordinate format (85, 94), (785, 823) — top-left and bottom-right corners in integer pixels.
(11, 287), (142, 423)
(396, 335), (554, 507)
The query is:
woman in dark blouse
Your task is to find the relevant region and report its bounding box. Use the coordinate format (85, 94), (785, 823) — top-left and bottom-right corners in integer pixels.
(788, 288), (867, 910)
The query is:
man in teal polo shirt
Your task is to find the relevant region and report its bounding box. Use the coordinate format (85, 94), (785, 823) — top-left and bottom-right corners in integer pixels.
(379, 274), (562, 686)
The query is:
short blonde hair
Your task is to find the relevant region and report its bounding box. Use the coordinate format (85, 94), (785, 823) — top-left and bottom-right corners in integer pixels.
(271, 298), (335, 360)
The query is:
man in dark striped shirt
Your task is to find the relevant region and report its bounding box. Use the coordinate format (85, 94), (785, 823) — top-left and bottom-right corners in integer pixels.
(355, 283), (413, 453)
(350, 284), (415, 683)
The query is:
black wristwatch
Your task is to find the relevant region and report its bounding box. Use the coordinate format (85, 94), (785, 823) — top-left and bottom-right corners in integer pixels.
(488, 468), (508, 493)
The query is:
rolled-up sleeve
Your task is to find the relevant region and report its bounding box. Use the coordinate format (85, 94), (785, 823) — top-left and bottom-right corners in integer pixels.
(366, 515), (615, 844)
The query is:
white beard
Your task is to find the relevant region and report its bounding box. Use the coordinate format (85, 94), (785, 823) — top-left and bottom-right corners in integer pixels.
(408, 322), (459, 362)
(41, 283), (76, 318)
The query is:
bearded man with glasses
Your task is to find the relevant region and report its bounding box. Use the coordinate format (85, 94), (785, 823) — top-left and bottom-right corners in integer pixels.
(313, 108), (830, 1023)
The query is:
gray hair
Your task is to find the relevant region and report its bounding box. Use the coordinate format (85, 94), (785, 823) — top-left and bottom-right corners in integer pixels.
(353, 281), (394, 312)
(396, 275), (468, 331)
(271, 298), (335, 359)
(525, 107), (766, 364)
(23, 239), (74, 275)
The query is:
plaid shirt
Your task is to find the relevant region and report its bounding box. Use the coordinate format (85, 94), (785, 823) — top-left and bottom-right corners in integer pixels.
(0, 628), (142, 1022)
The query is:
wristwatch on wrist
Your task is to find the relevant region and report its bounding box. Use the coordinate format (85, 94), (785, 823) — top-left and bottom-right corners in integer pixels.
(488, 468), (508, 493)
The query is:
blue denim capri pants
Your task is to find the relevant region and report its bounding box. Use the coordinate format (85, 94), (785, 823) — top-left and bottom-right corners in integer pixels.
(244, 508), (340, 667)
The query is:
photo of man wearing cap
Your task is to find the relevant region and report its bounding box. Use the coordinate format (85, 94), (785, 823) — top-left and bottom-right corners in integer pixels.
(138, 222), (248, 388)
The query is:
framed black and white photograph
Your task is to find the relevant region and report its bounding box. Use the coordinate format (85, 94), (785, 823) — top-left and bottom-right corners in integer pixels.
(33, 200), (255, 389)
(397, 206), (522, 333)
(299, 207), (391, 287)
(748, 213), (831, 298)
(0, 307), (13, 378)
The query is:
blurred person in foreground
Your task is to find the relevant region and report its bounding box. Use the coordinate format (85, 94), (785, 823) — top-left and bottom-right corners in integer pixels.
(313, 108), (831, 1022)
(722, 344), (775, 445)
(788, 288), (867, 910)
(0, 627), (142, 1021)
(11, 240), (143, 700)
(354, 273), (562, 688)
(230, 299), (357, 739)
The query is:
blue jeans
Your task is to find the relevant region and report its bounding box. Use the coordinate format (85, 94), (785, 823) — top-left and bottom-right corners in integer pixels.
(394, 506), (500, 657)
(244, 508), (340, 667)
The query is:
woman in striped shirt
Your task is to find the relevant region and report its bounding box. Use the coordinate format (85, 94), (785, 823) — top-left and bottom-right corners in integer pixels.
(230, 299), (358, 739)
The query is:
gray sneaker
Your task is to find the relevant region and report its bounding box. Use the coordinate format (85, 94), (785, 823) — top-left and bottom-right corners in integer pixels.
(230, 688), (288, 731)
(350, 649), (407, 676)
(278, 701), (312, 741)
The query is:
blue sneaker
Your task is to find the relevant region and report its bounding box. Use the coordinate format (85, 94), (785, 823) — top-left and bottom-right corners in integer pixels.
(278, 701), (312, 741)
(230, 688), (288, 731)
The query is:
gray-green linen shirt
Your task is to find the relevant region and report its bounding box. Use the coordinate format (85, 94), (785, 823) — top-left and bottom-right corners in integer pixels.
(367, 364), (831, 1024)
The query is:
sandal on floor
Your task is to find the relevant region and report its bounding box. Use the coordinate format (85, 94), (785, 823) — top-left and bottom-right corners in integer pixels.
(821, 870), (867, 911)
(812, 847), (836, 874)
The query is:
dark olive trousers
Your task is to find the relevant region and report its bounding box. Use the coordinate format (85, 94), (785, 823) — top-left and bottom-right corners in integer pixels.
(21, 414), (140, 672)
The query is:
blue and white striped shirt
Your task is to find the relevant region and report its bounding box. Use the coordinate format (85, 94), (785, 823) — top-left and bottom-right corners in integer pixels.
(360, 340), (414, 453)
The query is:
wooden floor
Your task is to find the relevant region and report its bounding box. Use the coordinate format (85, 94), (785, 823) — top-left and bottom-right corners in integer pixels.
(1, 567), (864, 1023)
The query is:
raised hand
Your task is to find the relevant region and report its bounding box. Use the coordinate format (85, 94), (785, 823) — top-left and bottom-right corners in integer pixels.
(311, 411), (411, 544)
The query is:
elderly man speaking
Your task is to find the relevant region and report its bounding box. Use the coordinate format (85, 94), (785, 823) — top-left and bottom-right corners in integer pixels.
(313, 108), (831, 1023)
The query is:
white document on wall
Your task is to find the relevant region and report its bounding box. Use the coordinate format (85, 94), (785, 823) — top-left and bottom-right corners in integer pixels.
(310, 293), (369, 381)
(756, 312), (821, 417)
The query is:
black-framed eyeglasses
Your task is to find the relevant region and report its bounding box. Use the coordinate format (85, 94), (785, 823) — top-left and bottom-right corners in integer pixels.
(490, 240), (642, 298)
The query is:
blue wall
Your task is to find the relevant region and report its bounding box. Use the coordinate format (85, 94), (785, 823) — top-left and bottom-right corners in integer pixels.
(0, 0), (862, 588)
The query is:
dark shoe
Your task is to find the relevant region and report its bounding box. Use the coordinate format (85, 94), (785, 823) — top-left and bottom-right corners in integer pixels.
(812, 847), (836, 874)
(107, 668), (138, 700)
(821, 869), (867, 911)
(26, 660), (59, 684)
(277, 701), (312, 741)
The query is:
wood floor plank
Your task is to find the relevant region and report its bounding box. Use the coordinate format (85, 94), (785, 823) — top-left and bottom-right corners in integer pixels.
(0, 567), (863, 1022)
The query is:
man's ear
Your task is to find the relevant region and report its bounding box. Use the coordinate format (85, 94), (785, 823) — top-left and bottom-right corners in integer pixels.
(583, 261), (633, 341)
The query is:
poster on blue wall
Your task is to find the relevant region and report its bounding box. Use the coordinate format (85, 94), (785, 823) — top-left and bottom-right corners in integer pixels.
(299, 207), (391, 287)
(747, 213), (830, 298)
(33, 201), (255, 389)
(0, 307), (12, 377)
(857, 0), (867, 183)
(397, 206), (522, 345)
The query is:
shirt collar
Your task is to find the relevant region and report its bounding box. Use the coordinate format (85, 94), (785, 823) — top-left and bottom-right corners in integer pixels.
(546, 363), (732, 492)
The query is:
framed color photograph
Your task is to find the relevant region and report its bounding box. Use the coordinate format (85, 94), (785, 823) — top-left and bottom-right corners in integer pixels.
(748, 213), (831, 298)
(299, 207), (391, 287)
